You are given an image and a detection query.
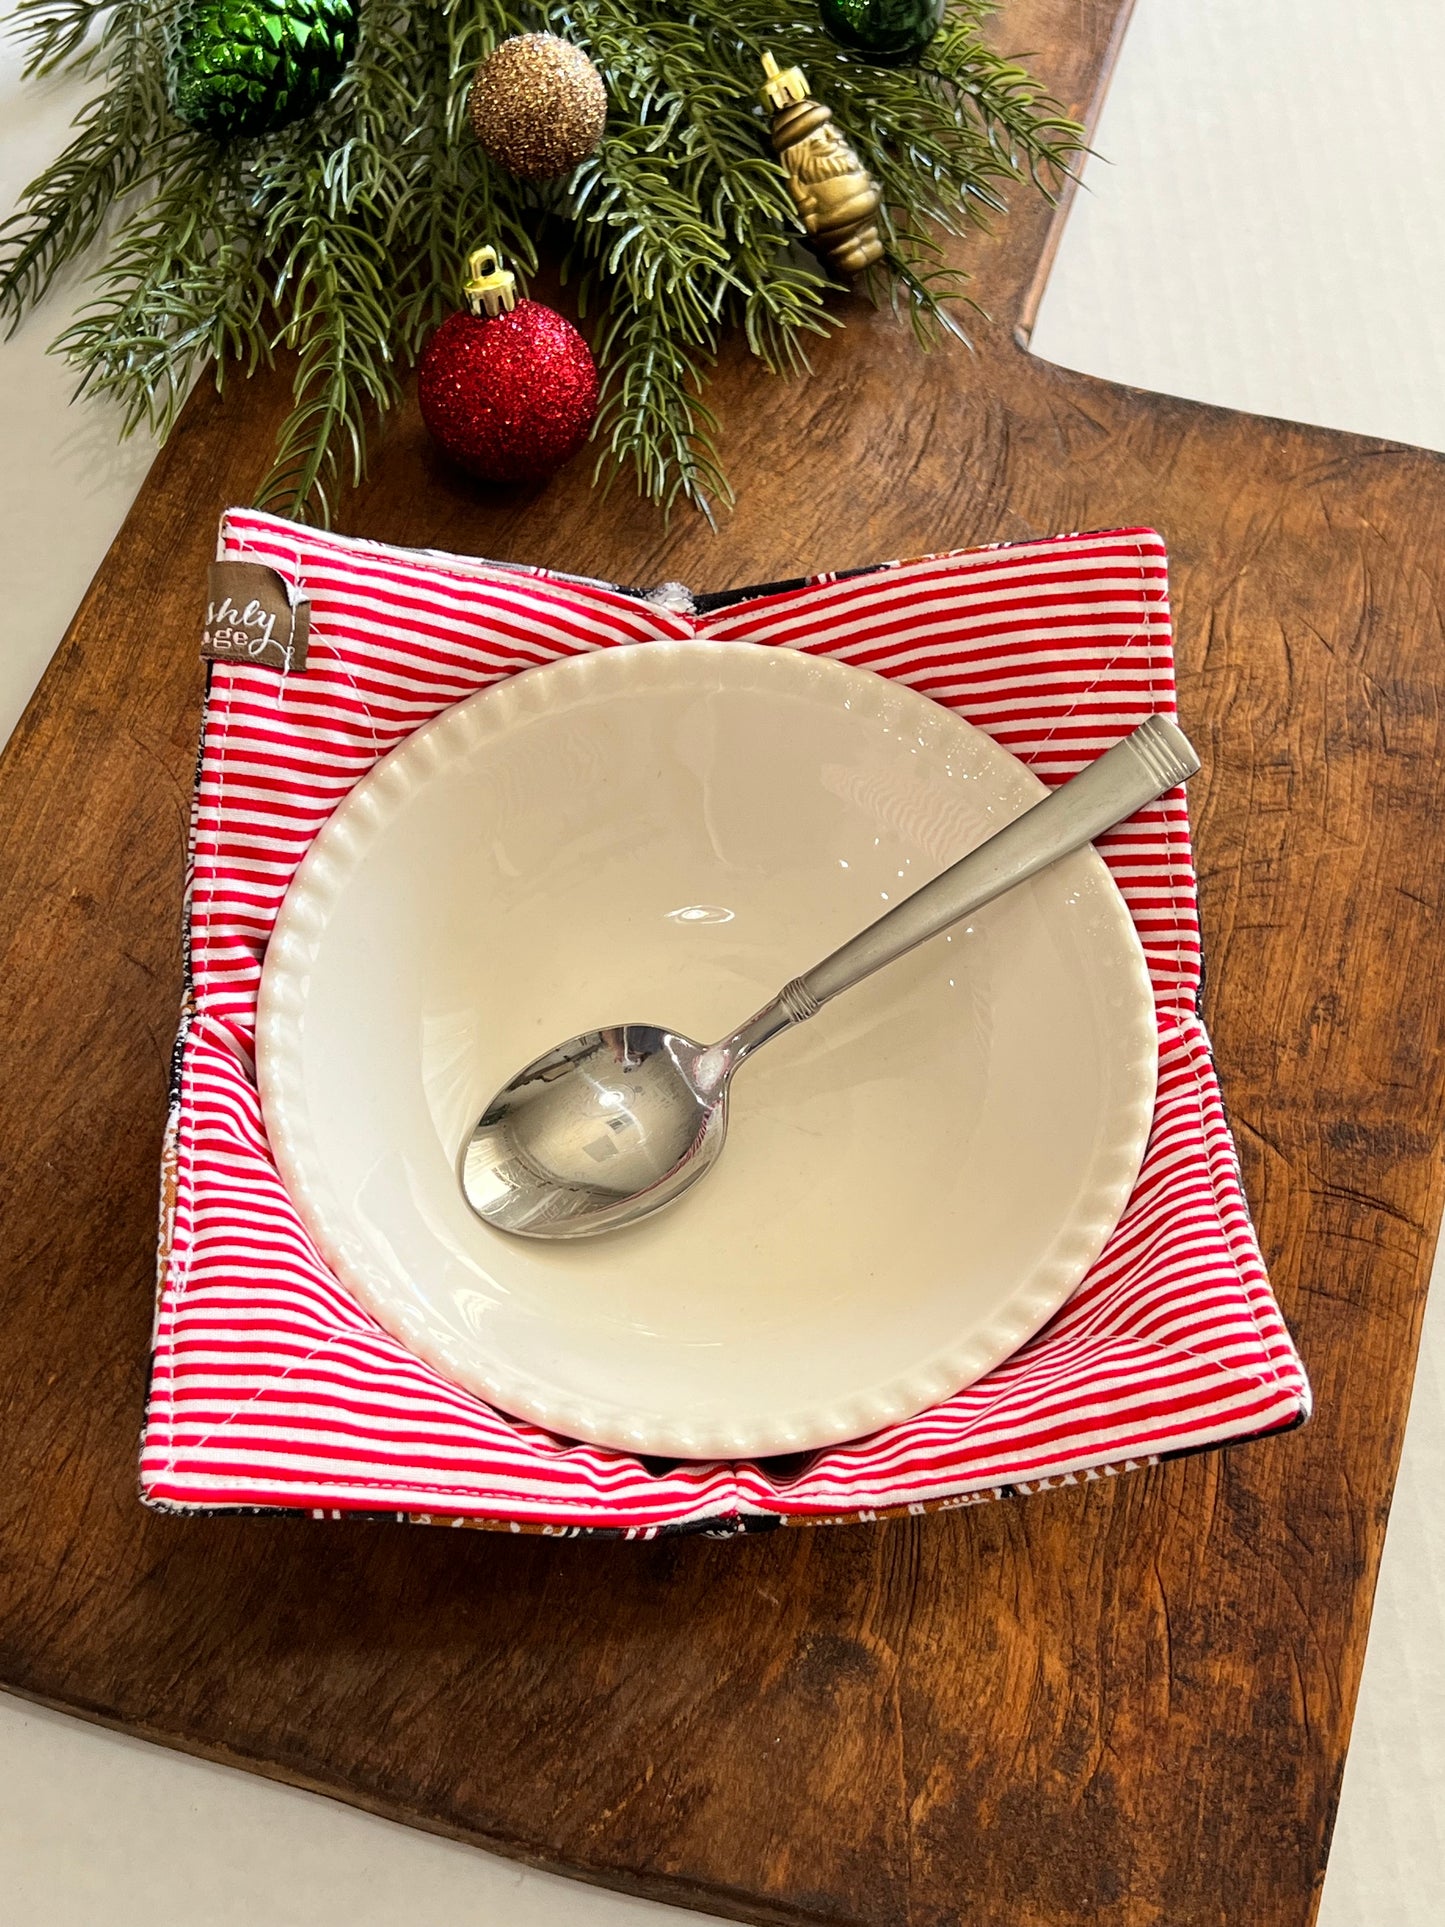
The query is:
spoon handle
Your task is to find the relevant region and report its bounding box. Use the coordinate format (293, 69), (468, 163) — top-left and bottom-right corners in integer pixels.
(726, 716), (1199, 1061)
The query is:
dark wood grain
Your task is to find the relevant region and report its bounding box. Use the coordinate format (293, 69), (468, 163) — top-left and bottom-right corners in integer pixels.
(3, 5), (1442, 1923)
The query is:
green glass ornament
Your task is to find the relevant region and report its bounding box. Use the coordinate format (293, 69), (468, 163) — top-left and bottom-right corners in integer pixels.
(167, 0), (360, 141)
(817, 0), (946, 63)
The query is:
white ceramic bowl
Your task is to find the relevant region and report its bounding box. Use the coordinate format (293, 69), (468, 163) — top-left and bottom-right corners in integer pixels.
(257, 639), (1157, 1459)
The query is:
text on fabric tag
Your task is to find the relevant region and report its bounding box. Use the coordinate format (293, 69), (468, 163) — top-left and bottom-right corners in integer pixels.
(202, 560), (310, 672)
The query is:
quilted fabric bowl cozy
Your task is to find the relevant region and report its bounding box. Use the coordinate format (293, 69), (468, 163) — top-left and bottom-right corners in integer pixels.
(140, 511), (1311, 1536)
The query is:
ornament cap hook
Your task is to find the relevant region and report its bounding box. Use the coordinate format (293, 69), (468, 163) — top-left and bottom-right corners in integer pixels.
(464, 245), (518, 317)
(760, 49), (809, 112)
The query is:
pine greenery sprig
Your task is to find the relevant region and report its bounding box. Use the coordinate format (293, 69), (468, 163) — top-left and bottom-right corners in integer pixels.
(0, 1), (1080, 522)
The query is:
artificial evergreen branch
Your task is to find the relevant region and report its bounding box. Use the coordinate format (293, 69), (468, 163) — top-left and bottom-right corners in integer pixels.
(0, 0), (1081, 522)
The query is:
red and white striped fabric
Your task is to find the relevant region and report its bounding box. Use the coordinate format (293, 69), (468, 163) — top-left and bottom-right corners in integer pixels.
(141, 511), (1310, 1534)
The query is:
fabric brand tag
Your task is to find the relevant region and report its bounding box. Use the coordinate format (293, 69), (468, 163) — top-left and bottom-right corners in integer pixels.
(201, 560), (310, 673)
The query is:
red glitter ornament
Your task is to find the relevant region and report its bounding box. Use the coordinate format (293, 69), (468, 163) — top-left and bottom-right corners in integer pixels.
(418, 247), (598, 485)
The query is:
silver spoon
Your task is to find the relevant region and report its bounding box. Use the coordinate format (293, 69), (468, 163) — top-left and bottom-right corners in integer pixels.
(462, 715), (1199, 1239)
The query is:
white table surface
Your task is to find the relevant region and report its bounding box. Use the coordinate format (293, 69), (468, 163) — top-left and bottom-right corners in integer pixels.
(3, 2), (1442, 1918)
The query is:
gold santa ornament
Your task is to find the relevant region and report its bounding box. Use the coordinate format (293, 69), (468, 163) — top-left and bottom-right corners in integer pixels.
(759, 50), (884, 278)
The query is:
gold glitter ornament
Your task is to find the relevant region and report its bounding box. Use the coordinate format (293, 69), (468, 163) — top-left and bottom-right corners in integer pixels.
(759, 50), (884, 278)
(467, 33), (607, 182)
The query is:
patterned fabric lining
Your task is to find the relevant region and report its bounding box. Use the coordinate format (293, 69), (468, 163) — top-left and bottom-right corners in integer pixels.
(139, 512), (1310, 1534)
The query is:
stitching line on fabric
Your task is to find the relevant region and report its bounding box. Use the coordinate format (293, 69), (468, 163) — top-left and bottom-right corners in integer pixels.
(178, 1335), (373, 1459)
(1029, 537), (1156, 749)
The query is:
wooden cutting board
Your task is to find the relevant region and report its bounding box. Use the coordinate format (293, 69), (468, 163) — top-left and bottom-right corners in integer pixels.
(3, 4), (1442, 1922)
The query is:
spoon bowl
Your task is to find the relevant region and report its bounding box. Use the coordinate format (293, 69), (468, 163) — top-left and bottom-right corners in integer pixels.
(461, 1026), (729, 1237)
